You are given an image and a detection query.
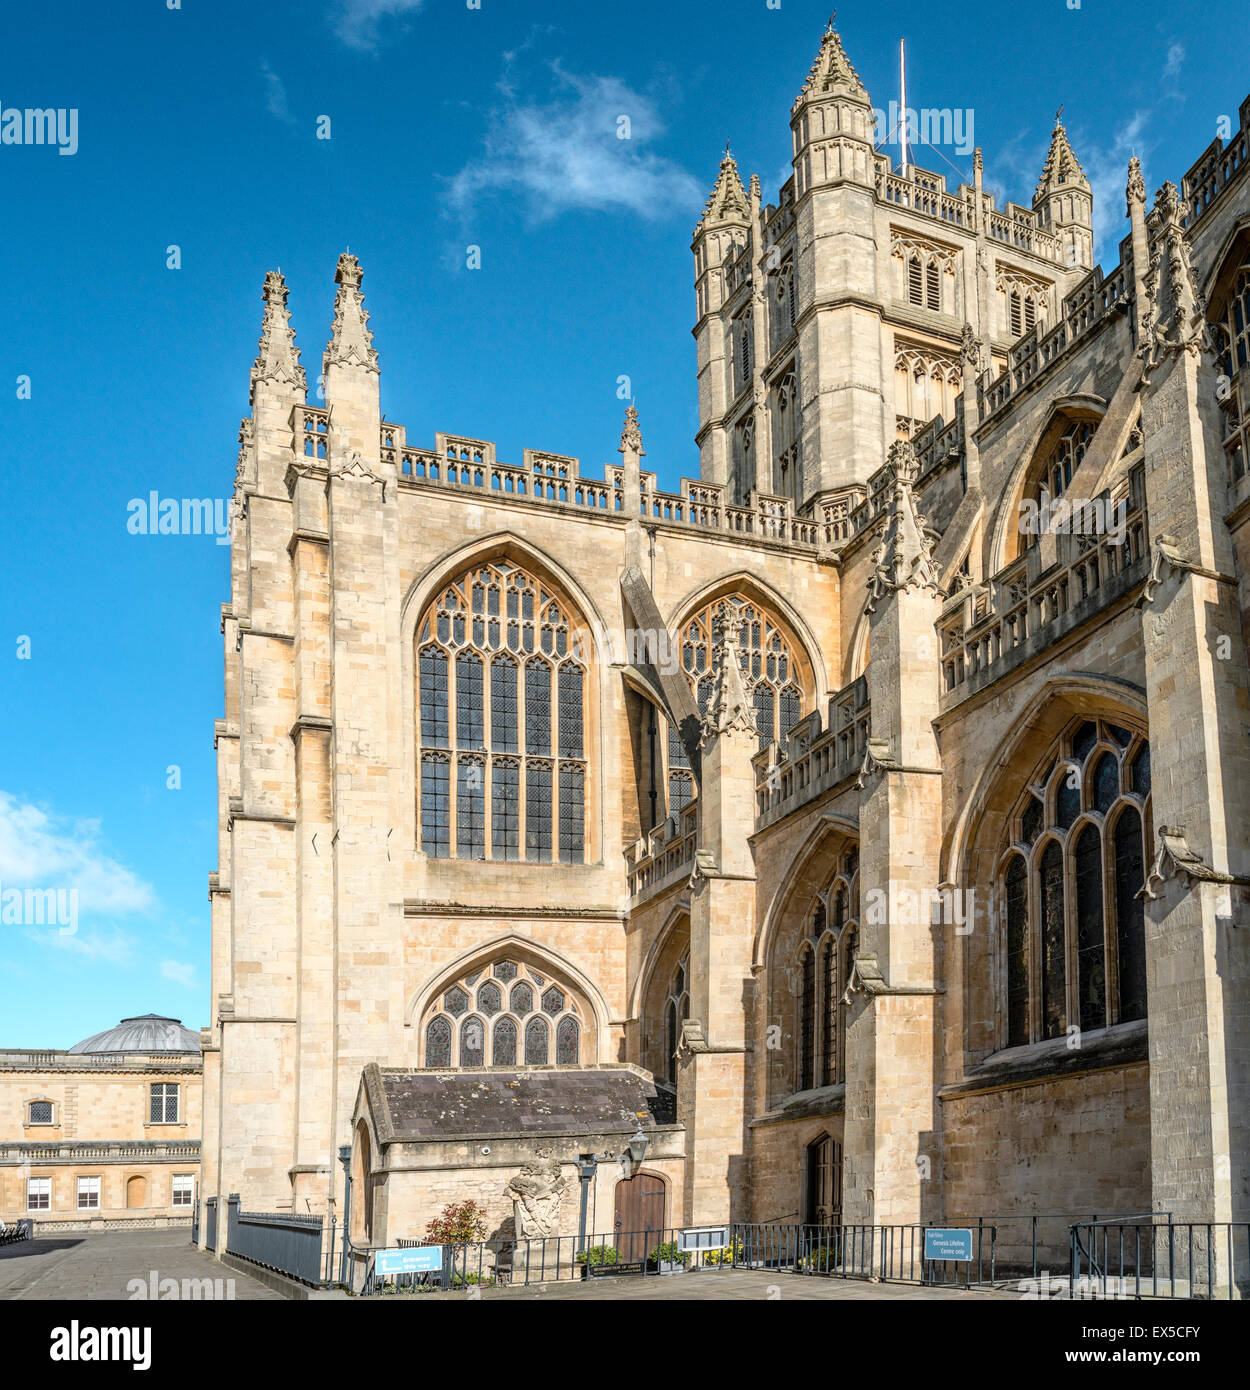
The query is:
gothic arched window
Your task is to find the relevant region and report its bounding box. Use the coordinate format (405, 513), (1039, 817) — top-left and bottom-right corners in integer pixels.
(663, 956), (690, 1085)
(996, 719), (1151, 1046)
(1214, 264), (1250, 483)
(421, 957), (585, 1068)
(416, 560), (589, 863)
(796, 851), (859, 1093)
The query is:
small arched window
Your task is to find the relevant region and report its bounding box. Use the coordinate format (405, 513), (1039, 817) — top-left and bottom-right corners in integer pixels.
(421, 957), (585, 1069)
(795, 853), (859, 1094)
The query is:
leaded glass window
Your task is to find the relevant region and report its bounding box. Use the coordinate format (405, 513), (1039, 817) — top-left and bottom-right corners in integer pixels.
(795, 864), (858, 1098)
(423, 959), (583, 1068)
(556, 1017), (579, 1065)
(425, 1016), (452, 1068)
(460, 1016), (485, 1067)
(493, 1016), (517, 1066)
(525, 1016), (549, 1065)
(799, 949), (816, 1091)
(416, 560), (590, 861)
(662, 956), (690, 1085)
(998, 719), (1151, 1046)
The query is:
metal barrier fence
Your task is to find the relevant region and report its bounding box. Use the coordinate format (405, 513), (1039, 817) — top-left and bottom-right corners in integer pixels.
(1071, 1219), (1250, 1300)
(224, 1194), (326, 1286)
(362, 1226), (736, 1294)
(732, 1223), (997, 1287)
(0, 1219), (32, 1247)
(204, 1197), (217, 1252)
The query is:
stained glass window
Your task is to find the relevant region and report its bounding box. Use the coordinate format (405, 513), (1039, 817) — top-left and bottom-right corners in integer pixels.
(1039, 840), (1066, 1039)
(556, 1017), (579, 1064)
(1114, 807), (1148, 1022)
(490, 657), (518, 752)
(558, 663), (583, 757)
(456, 653), (484, 748)
(1005, 855), (1029, 1046)
(424, 960), (583, 1070)
(799, 949), (816, 1091)
(419, 648), (449, 747)
(820, 937), (837, 1087)
(492, 1016), (517, 1066)
(525, 663), (551, 755)
(1001, 722), (1151, 1045)
(460, 1015), (485, 1067)
(1074, 824), (1107, 1032)
(525, 1016), (549, 1065)
(425, 1016), (452, 1068)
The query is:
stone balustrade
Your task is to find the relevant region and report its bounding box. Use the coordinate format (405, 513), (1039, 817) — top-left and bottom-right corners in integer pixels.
(939, 463), (1148, 704)
(625, 804), (698, 902)
(753, 677), (870, 828)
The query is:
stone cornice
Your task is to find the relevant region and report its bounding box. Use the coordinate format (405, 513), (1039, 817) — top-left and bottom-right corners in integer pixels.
(403, 900), (625, 920)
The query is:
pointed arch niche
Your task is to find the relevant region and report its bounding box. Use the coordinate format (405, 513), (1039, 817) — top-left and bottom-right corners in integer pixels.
(636, 910), (691, 1087)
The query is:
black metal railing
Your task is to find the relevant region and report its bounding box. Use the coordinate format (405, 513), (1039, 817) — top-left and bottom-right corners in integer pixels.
(361, 1225), (736, 1295)
(1071, 1218), (1250, 1300)
(204, 1197), (217, 1252)
(225, 1195), (326, 1286)
(731, 1223), (997, 1288)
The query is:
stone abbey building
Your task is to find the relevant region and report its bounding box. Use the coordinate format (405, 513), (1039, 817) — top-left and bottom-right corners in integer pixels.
(202, 20), (1250, 1261)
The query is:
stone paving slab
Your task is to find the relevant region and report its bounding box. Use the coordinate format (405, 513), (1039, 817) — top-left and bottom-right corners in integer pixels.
(0, 1228), (284, 1301)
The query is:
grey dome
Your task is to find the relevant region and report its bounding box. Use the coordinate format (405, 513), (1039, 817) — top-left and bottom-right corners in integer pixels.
(68, 1014), (200, 1055)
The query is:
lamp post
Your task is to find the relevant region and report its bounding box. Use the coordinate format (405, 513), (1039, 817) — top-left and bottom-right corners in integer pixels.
(576, 1125), (651, 1256)
(337, 1144), (352, 1286)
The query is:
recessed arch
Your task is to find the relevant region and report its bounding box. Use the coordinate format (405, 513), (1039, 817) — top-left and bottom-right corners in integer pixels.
(629, 900), (692, 1020)
(988, 396), (1107, 573)
(752, 811), (860, 968)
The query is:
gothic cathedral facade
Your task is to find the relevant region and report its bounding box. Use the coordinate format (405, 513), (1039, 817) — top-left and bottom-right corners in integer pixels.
(202, 21), (1250, 1258)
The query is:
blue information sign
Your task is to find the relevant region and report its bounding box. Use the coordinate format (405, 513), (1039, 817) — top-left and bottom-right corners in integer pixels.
(924, 1228), (974, 1262)
(375, 1245), (443, 1276)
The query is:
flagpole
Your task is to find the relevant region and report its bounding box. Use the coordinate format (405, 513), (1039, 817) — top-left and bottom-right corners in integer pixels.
(899, 37), (909, 180)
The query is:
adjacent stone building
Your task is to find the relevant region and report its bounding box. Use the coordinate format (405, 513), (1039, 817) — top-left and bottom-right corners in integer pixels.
(203, 19), (1250, 1269)
(0, 1015), (202, 1231)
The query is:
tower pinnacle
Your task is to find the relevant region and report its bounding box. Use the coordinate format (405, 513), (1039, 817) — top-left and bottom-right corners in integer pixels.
(250, 270), (306, 405)
(323, 252), (379, 377)
(694, 148), (750, 235)
(1035, 109), (1090, 199)
(792, 12), (869, 111)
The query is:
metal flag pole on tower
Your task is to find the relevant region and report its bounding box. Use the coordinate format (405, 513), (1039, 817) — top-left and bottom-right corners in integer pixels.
(899, 37), (910, 180)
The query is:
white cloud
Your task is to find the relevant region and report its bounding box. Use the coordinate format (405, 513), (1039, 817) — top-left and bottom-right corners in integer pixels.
(0, 791), (154, 916)
(330, 0), (424, 53)
(261, 60), (295, 127)
(445, 63), (703, 224)
(26, 925), (136, 963)
(1081, 111), (1151, 265)
(1164, 43), (1185, 80)
(161, 960), (198, 989)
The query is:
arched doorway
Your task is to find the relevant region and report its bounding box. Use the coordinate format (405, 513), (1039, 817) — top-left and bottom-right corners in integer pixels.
(126, 1175), (147, 1209)
(804, 1135), (841, 1227)
(613, 1172), (665, 1263)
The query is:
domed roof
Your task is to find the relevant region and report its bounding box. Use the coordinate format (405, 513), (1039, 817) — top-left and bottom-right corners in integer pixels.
(67, 1014), (200, 1055)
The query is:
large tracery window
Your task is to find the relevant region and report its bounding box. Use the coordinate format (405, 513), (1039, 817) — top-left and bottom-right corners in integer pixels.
(422, 957), (583, 1068)
(796, 849), (859, 1093)
(997, 719), (1151, 1048)
(417, 561), (589, 862)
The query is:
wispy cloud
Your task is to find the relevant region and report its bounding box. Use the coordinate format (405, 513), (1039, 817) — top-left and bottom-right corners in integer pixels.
(1082, 111), (1151, 264)
(261, 60), (296, 127)
(330, 0), (424, 53)
(1163, 43), (1185, 81)
(27, 925), (136, 963)
(161, 960), (198, 989)
(445, 62), (703, 225)
(0, 791), (154, 916)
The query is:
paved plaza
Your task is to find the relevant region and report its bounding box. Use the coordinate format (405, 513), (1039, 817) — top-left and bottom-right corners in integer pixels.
(0, 1228), (283, 1301)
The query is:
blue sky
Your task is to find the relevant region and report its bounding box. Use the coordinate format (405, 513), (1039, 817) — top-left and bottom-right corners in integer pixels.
(1, 0), (1244, 1046)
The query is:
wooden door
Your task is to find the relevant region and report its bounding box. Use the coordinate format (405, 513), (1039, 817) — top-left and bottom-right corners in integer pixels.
(613, 1173), (665, 1263)
(804, 1136), (842, 1227)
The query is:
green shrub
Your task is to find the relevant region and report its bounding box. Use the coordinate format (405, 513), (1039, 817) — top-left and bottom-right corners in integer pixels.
(646, 1240), (690, 1269)
(575, 1244), (620, 1267)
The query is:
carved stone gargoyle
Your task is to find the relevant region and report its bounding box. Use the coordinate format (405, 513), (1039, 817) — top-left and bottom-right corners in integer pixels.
(1139, 825), (1249, 901)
